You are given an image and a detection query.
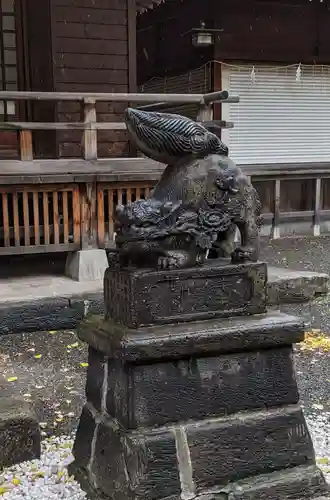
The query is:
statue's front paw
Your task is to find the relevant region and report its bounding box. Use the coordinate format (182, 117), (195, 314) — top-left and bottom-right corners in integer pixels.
(231, 246), (258, 263)
(107, 250), (129, 269)
(157, 251), (192, 270)
(158, 255), (180, 270)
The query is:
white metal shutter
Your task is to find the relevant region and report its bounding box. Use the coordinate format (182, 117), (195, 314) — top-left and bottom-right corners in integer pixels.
(223, 64), (330, 165)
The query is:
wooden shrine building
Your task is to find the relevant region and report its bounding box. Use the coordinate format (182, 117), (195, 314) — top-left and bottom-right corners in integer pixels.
(0, 0), (329, 273)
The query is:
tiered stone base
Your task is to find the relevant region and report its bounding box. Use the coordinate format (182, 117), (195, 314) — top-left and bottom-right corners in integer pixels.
(71, 311), (328, 499)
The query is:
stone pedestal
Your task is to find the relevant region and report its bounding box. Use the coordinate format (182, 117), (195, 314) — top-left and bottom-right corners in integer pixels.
(70, 260), (329, 500)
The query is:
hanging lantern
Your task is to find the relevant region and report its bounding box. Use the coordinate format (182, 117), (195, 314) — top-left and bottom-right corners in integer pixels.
(191, 22), (213, 48)
(182, 21), (223, 49)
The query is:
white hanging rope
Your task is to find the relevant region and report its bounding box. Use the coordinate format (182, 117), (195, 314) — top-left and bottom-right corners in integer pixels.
(296, 63), (302, 82)
(250, 65), (256, 82)
(141, 60), (330, 91)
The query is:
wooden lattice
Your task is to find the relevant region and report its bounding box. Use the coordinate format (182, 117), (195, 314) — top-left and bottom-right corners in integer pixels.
(0, 184), (81, 254)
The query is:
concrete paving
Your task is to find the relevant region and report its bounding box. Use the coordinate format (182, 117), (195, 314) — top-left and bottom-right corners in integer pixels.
(0, 275), (103, 302)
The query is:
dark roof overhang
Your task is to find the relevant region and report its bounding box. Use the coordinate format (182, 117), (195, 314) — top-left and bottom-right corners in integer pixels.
(136, 0), (166, 13)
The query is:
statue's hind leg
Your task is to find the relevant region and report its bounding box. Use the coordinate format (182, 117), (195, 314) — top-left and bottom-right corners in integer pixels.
(231, 218), (259, 263)
(209, 225), (236, 259)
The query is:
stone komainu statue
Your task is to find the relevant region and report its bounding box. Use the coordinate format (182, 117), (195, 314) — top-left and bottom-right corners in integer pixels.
(114, 107), (261, 269)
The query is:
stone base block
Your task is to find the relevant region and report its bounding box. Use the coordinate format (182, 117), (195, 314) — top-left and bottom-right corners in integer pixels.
(104, 259), (267, 328)
(0, 397), (41, 468)
(84, 342), (300, 430)
(70, 404), (325, 500)
(65, 249), (108, 282)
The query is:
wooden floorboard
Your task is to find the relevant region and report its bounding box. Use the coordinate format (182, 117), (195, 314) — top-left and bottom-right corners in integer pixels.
(0, 158), (330, 185)
(0, 158), (165, 184)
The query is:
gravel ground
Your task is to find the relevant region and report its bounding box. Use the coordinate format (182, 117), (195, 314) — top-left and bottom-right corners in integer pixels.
(1, 236), (330, 498)
(308, 412), (330, 480)
(0, 435), (84, 499)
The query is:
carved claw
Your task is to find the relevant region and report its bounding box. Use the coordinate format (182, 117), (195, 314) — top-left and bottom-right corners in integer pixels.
(157, 250), (194, 270)
(231, 246), (258, 263)
(107, 250), (128, 269)
(158, 256), (177, 269)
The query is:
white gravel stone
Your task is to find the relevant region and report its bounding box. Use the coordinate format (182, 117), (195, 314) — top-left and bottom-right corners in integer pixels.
(306, 411), (330, 484)
(0, 434), (87, 499)
(0, 411), (329, 499)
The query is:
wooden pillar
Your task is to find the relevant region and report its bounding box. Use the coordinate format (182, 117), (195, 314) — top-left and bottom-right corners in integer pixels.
(212, 61), (222, 124)
(128, 0), (137, 95)
(80, 182), (98, 250)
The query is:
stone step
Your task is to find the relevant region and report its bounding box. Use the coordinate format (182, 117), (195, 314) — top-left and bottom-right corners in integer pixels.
(267, 267), (329, 305)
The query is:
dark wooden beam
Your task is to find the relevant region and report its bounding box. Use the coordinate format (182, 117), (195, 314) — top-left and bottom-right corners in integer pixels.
(128, 0), (138, 156)
(15, 0), (31, 115)
(128, 0), (137, 94)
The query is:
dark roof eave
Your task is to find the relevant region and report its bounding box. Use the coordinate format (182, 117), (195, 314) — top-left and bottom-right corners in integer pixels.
(136, 0), (166, 13)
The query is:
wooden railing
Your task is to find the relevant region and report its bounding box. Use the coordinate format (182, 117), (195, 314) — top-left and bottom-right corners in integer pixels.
(0, 90), (236, 162)
(244, 163), (330, 239)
